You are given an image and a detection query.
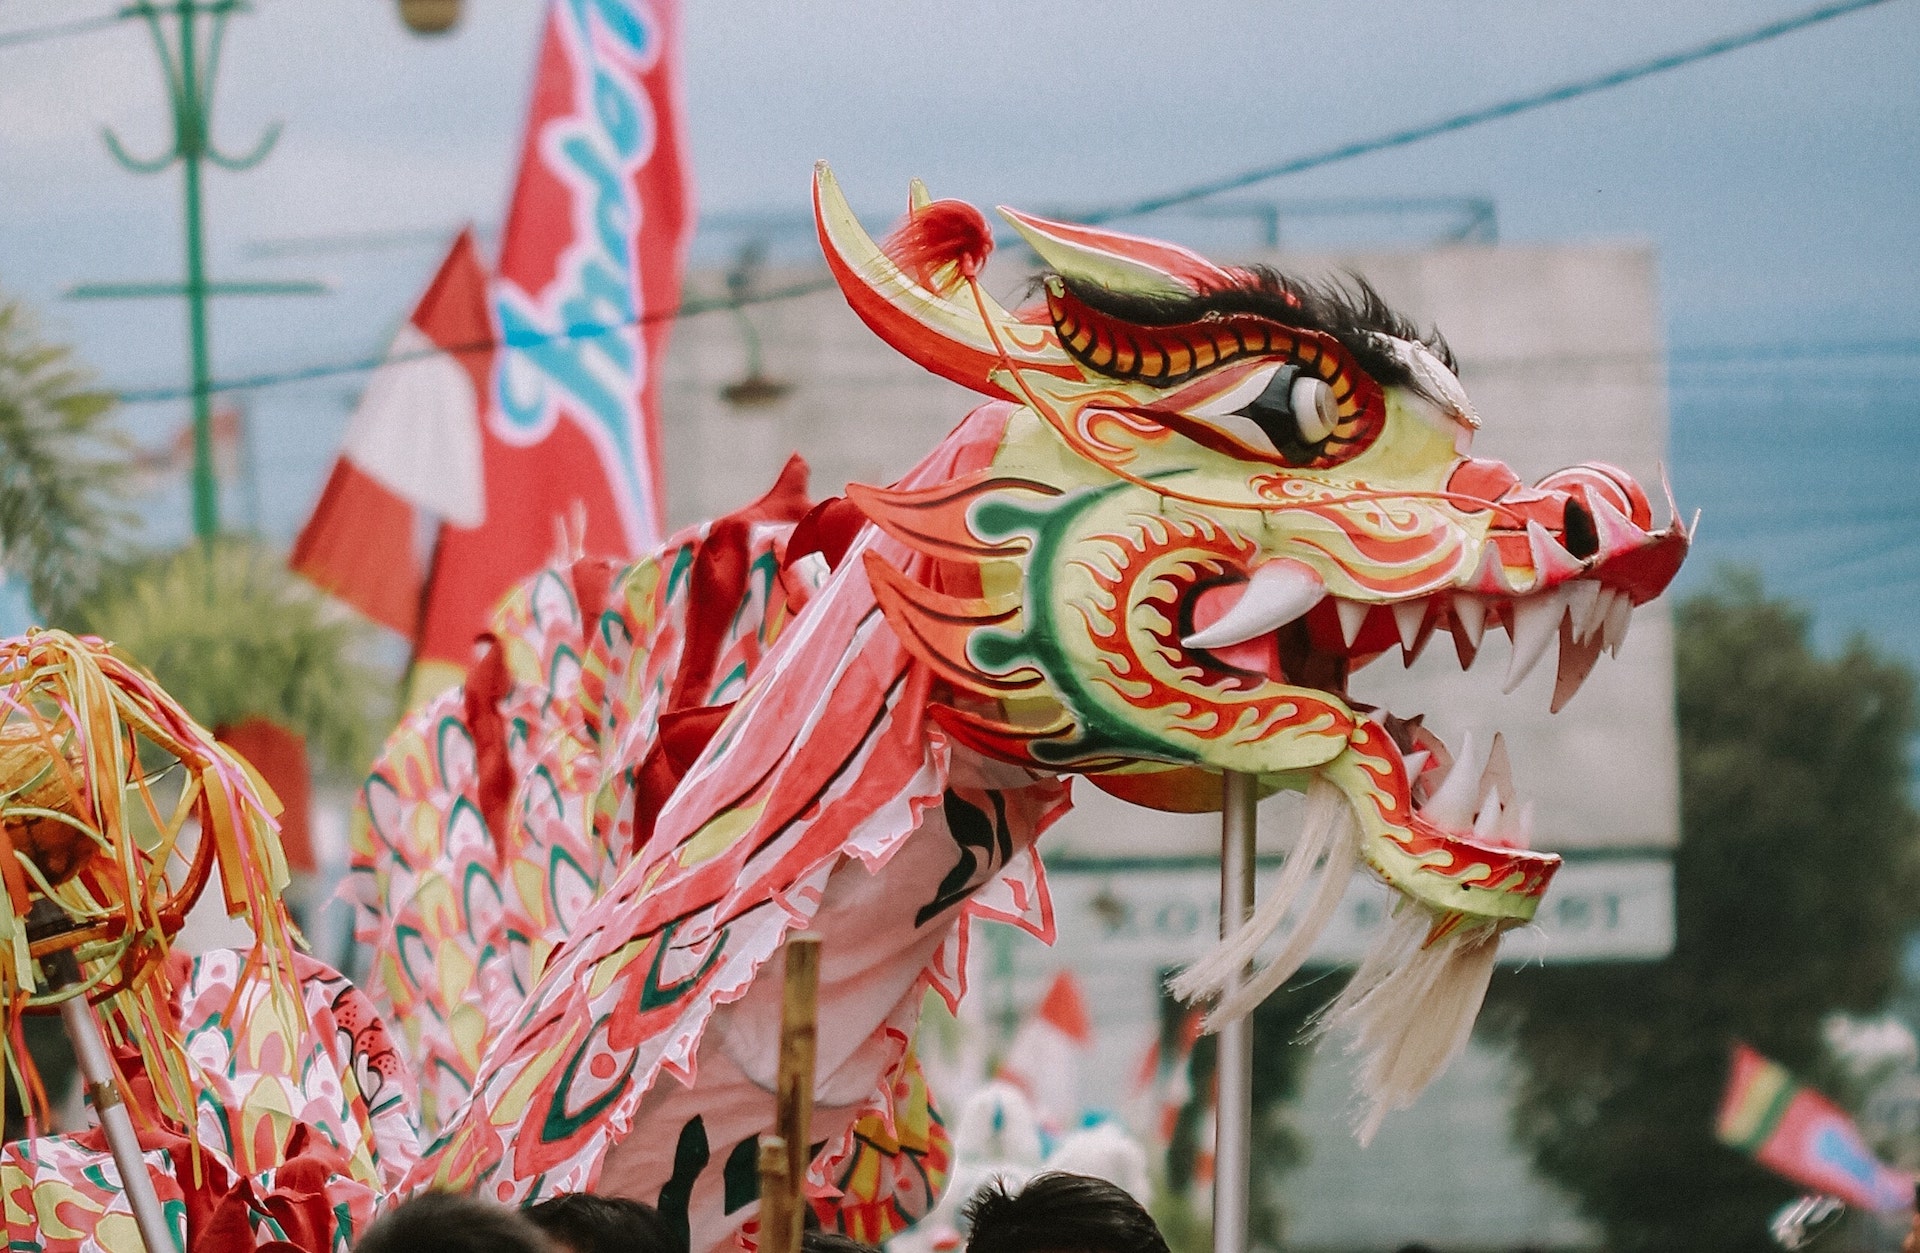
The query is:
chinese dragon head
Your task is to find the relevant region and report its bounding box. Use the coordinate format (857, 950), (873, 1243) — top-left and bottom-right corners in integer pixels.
(816, 164), (1689, 1129)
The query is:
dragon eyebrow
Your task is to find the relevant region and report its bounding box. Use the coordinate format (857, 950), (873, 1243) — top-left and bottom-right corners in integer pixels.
(1052, 267), (1459, 405)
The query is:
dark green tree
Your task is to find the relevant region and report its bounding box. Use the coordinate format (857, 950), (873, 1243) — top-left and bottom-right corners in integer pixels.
(0, 295), (131, 623)
(1488, 569), (1920, 1251)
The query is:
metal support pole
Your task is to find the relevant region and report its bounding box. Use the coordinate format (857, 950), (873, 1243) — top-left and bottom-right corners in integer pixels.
(31, 902), (173, 1252)
(1213, 772), (1258, 1253)
(59, 996), (173, 1252)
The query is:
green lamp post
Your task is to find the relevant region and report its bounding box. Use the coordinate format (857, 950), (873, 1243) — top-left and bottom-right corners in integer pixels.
(69, 1), (322, 542)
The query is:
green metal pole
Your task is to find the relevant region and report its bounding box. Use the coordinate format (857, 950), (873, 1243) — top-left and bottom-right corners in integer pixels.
(178, 2), (218, 541)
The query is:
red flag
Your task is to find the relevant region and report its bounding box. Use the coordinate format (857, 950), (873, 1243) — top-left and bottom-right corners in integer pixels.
(1715, 1042), (1914, 1211)
(415, 0), (694, 669)
(291, 230), (492, 636)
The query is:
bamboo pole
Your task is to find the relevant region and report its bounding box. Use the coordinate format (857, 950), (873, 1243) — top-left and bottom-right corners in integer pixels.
(757, 1135), (792, 1253)
(763, 932), (821, 1253)
(1213, 773), (1257, 1253)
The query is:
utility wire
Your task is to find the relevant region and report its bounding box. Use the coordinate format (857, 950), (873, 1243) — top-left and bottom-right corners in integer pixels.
(1083, 0), (1902, 224)
(0, 11), (122, 50)
(109, 277), (838, 404)
(94, 0), (1907, 404)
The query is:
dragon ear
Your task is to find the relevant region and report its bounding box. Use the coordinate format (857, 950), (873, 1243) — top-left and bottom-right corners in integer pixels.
(813, 163), (1077, 400)
(996, 206), (1237, 300)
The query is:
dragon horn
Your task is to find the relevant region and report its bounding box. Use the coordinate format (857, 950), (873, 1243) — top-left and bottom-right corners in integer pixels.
(996, 205), (1237, 300)
(813, 163), (1078, 399)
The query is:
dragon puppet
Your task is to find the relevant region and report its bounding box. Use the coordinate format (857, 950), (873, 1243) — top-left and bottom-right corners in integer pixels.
(0, 167), (1688, 1252)
(339, 163), (1689, 1251)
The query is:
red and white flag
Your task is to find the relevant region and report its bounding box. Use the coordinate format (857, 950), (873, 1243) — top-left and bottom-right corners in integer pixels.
(998, 971), (1094, 1134)
(291, 229), (491, 636)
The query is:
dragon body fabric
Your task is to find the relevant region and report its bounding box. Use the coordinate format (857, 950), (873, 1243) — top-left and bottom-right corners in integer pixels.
(348, 166), (1689, 1249)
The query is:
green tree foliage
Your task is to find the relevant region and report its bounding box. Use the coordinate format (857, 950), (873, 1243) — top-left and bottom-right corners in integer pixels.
(1488, 569), (1920, 1251)
(69, 538), (391, 777)
(0, 296), (130, 622)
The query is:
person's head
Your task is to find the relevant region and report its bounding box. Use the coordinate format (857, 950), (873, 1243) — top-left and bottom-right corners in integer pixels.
(801, 1232), (881, 1253)
(962, 1172), (1170, 1253)
(524, 1193), (677, 1253)
(353, 1190), (550, 1253)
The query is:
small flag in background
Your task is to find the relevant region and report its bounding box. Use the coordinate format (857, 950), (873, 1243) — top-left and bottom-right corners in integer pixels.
(1129, 1002), (1205, 1147)
(1715, 1042), (1914, 1211)
(997, 971), (1093, 1136)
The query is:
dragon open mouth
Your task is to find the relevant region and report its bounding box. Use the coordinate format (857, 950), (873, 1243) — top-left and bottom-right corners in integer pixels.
(1180, 470), (1691, 855)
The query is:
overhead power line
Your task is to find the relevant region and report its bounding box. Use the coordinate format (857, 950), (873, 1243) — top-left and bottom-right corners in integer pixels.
(96, 0), (1905, 404)
(109, 277), (838, 404)
(1083, 0), (1903, 224)
(0, 11), (122, 50)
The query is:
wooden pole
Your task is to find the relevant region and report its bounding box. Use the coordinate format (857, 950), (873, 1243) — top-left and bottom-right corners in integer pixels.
(757, 1135), (792, 1253)
(764, 932), (821, 1253)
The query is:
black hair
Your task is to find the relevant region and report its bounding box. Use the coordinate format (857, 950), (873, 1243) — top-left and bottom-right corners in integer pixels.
(961, 1172), (1169, 1253)
(801, 1231), (883, 1253)
(352, 1190), (550, 1253)
(1050, 265), (1457, 399)
(524, 1193), (679, 1253)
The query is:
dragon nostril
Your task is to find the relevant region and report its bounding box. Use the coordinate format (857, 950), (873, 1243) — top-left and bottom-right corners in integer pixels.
(1563, 498), (1600, 560)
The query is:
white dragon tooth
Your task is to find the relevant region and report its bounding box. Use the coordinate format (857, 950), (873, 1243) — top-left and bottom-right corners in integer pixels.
(1401, 749), (1432, 783)
(1565, 579), (1603, 643)
(1181, 559), (1326, 649)
(1581, 585), (1621, 644)
(1467, 541), (1520, 595)
(1472, 787), (1503, 839)
(1504, 588), (1567, 693)
(1451, 593), (1486, 649)
(1480, 731), (1515, 808)
(1504, 800), (1536, 848)
(1603, 591), (1634, 656)
(1420, 731), (1480, 830)
(1335, 597), (1371, 648)
(1551, 617), (1606, 713)
(1585, 492), (1646, 559)
(1393, 598), (1427, 651)
(1526, 519), (1586, 588)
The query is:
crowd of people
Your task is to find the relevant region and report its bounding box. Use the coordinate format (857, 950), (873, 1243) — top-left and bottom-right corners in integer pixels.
(351, 1172), (1174, 1253)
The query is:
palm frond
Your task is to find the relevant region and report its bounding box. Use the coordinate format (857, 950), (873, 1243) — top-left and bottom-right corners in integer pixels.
(0, 297), (133, 622)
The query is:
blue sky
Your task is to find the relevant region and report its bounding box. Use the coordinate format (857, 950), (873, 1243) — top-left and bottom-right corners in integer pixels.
(0, 0), (1916, 667)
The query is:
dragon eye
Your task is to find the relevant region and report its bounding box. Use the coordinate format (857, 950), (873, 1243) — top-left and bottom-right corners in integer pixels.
(1167, 335), (1387, 469)
(1237, 365), (1338, 455)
